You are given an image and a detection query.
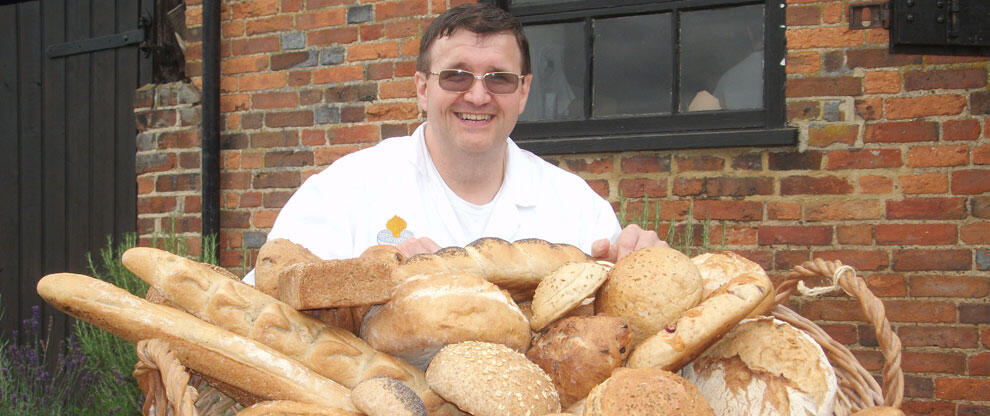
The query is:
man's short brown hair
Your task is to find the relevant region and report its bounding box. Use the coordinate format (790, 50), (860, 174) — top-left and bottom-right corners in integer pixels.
(416, 3), (531, 75)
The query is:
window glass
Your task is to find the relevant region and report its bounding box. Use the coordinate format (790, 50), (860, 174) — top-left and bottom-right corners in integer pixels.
(520, 22), (586, 122)
(680, 4), (765, 112)
(593, 13), (672, 117)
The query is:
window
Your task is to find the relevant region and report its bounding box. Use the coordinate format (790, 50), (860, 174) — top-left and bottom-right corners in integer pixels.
(489, 0), (795, 154)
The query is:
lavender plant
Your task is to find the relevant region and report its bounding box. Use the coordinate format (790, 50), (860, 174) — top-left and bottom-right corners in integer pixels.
(0, 304), (99, 415)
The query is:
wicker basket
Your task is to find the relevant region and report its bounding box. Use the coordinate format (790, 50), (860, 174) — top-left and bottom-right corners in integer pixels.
(133, 258), (903, 416)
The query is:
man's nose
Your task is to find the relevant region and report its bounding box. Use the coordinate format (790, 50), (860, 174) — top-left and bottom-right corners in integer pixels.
(461, 76), (492, 105)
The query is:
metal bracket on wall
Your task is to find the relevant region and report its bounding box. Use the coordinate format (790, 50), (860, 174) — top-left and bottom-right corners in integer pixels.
(46, 16), (150, 58)
(849, 2), (889, 30)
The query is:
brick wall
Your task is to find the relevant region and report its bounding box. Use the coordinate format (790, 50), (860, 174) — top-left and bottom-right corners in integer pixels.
(136, 0), (988, 413)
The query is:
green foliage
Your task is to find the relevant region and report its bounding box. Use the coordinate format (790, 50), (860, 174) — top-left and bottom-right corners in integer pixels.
(618, 196), (725, 256)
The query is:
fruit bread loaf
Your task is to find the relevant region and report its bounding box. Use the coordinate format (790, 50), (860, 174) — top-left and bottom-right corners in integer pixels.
(120, 247), (452, 415)
(36, 273), (359, 413)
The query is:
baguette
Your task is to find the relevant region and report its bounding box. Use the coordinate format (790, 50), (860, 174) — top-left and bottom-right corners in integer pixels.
(237, 400), (360, 416)
(36, 273), (358, 413)
(392, 237), (591, 300)
(626, 271), (773, 371)
(120, 247), (452, 415)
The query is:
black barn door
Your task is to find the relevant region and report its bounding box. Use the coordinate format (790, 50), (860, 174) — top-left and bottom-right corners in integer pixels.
(0, 0), (152, 341)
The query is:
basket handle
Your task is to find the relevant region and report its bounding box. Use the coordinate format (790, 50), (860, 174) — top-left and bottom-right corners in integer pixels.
(774, 258), (904, 409)
(133, 338), (201, 416)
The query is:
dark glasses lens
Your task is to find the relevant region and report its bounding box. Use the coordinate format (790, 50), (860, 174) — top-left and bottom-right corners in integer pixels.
(432, 69), (522, 94)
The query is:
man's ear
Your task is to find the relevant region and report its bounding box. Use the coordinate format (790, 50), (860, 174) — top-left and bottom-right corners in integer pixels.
(517, 74), (532, 115)
(415, 71), (429, 112)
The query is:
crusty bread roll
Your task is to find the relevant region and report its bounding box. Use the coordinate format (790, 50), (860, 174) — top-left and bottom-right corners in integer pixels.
(584, 367), (714, 416)
(527, 315), (633, 408)
(256, 238), (323, 296)
(120, 247), (450, 415)
(392, 237), (591, 300)
(36, 273), (358, 413)
(359, 273), (531, 370)
(692, 251), (776, 316)
(850, 406), (905, 416)
(680, 317), (838, 416)
(595, 246), (703, 343)
(426, 341), (561, 416)
(530, 262), (610, 331)
(351, 377), (428, 416)
(236, 401), (360, 416)
(626, 271), (773, 371)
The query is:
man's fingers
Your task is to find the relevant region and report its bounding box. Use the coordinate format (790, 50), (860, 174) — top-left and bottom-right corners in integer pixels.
(396, 237), (441, 257)
(591, 238), (610, 259)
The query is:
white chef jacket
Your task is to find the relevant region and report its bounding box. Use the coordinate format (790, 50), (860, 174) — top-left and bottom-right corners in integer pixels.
(243, 123), (620, 284)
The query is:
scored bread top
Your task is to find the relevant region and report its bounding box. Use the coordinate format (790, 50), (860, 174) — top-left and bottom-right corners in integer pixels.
(530, 261), (610, 331)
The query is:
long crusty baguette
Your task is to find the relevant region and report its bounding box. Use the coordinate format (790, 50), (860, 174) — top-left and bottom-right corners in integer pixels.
(120, 247), (453, 415)
(392, 237), (591, 300)
(36, 273), (359, 413)
(626, 271), (773, 371)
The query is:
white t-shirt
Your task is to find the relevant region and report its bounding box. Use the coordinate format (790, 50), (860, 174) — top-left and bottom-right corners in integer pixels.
(243, 123), (620, 284)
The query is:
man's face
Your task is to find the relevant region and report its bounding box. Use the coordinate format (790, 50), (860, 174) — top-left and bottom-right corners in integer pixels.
(415, 29), (530, 156)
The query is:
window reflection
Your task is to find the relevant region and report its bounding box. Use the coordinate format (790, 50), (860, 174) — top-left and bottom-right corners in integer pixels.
(593, 14), (672, 117)
(680, 5), (765, 112)
(520, 23), (586, 122)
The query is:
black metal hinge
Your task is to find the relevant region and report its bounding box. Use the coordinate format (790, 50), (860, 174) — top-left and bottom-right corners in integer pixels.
(46, 17), (150, 59)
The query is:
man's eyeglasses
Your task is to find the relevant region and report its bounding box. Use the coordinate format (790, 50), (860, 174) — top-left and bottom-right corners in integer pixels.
(429, 69), (525, 95)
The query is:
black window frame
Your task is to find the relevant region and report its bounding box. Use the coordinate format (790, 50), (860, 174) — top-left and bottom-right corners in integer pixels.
(487, 0), (796, 154)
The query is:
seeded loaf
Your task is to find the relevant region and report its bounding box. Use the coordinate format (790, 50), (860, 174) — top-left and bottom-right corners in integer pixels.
(583, 367), (714, 416)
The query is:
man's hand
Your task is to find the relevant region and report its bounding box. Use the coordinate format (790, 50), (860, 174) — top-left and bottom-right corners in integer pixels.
(396, 236), (442, 257)
(591, 224), (668, 263)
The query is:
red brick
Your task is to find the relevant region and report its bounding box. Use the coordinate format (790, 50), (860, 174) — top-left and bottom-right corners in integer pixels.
(863, 71), (901, 94)
(813, 249), (889, 271)
(253, 171), (300, 189)
(786, 76), (862, 97)
(901, 400), (955, 416)
(340, 105), (365, 123)
(347, 41), (400, 61)
(886, 95), (967, 120)
(892, 249), (971, 271)
(887, 197), (966, 220)
(780, 175), (853, 195)
(314, 145), (360, 165)
(960, 222), (990, 244)
(854, 97), (882, 120)
(818, 323), (857, 344)
(137, 176), (154, 194)
(974, 90), (990, 115)
(786, 27), (862, 49)
(221, 172), (251, 190)
(230, 36), (280, 55)
(767, 201), (802, 220)
(158, 130), (200, 149)
(395, 60), (417, 77)
(137, 196), (178, 214)
(308, 27), (359, 46)
(825, 148), (901, 170)
(787, 100), (820, 120)
(846, 48), (923, 69)
(586, 179), (609, 199)
(970, 196), (990, 219)
(270, 51), (311, 70)
(935, 378), (990, 401)
(774, 249), (811, 271)
(184, 196), (201, 213)
(984, 327), (990, 349)
(238, 192), (262, 208)
(863, 121), (938, 143)
(859, 175), (893, 194)
(221, 55), (268, 75)
(808, 124), (858, 147)
(864, 273), (909, 297)
(822, 2), (844, 24)
(769, 150), (823, 170)
(700, 177), (773, 197)
(621, 155), (671, 173)
(230, 0), (278, 18)
(692, 200), (762, 221)
(886, 300), (958, 323)
(911, 275), (990, 298)
(251, 130), (300, 148)
(263, 191), (294, 209)
(758, 225), (832, 245)
(360, 24), (384, 41)
(386, 18), (420, 39)
(251, 91), (298, 109)
(799, 299), (864, 321)
(563, 157), (613, 175)
(899, 172), (949, 194)
(265, 110), (314, 128)
(619, 178), (666, 198)
(676, 155), (724, 171)
(330, 124), (379, 144)
(265, 150), (314, 168)
(974, 143), (990, 165)
(219, 94), (250, 113)
(902, 352), (966, 374)
(951, 169), (990, 195)
(805, 199), (884, 221)
(238, 72), (287, 91)
(785, 4), (820, 26)
(366, 62), (394, 80)
(905, 68), (987, 91)
(785, 51), (821, 75)
(281, 0), (302, 13)
(971, 352), (990, 376)
(295, 9), (346, 30)
(252, 210), (279, 228)
(375, 0), (427, 20)
(288, 70), (311, 86)
(366, 102), (419, 121)
(837, 224), (872, 245)
(875, 223), (957, 245)
(155, 173), (200, 192)
(312, 65), (364, 84)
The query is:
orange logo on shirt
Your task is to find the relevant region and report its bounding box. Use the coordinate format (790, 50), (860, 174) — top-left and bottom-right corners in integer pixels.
(378, 215), (413, 245)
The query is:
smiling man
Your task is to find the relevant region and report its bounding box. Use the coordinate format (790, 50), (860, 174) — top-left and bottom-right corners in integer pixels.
(243, 4), (662, 285)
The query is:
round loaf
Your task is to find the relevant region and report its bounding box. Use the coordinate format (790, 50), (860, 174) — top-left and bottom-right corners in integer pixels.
(351, 377), (427, 416)
(595, 246), (703, 343)
(527, 315), (633, 408)
(584, 367), (714, 416)
(359, 273), (530, 370)
(691, 251), (776, 316)
(531, 262), (610, 331)
(426, 341), (560, 416)
(680, 317), (838, 416)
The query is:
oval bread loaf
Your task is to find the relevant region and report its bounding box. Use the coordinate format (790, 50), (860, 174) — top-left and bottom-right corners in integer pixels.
(691, 251), (776, 317)
(530, 262), (610, 331)
(583, 367), (714, 416)
(626, 271), (773, 371)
